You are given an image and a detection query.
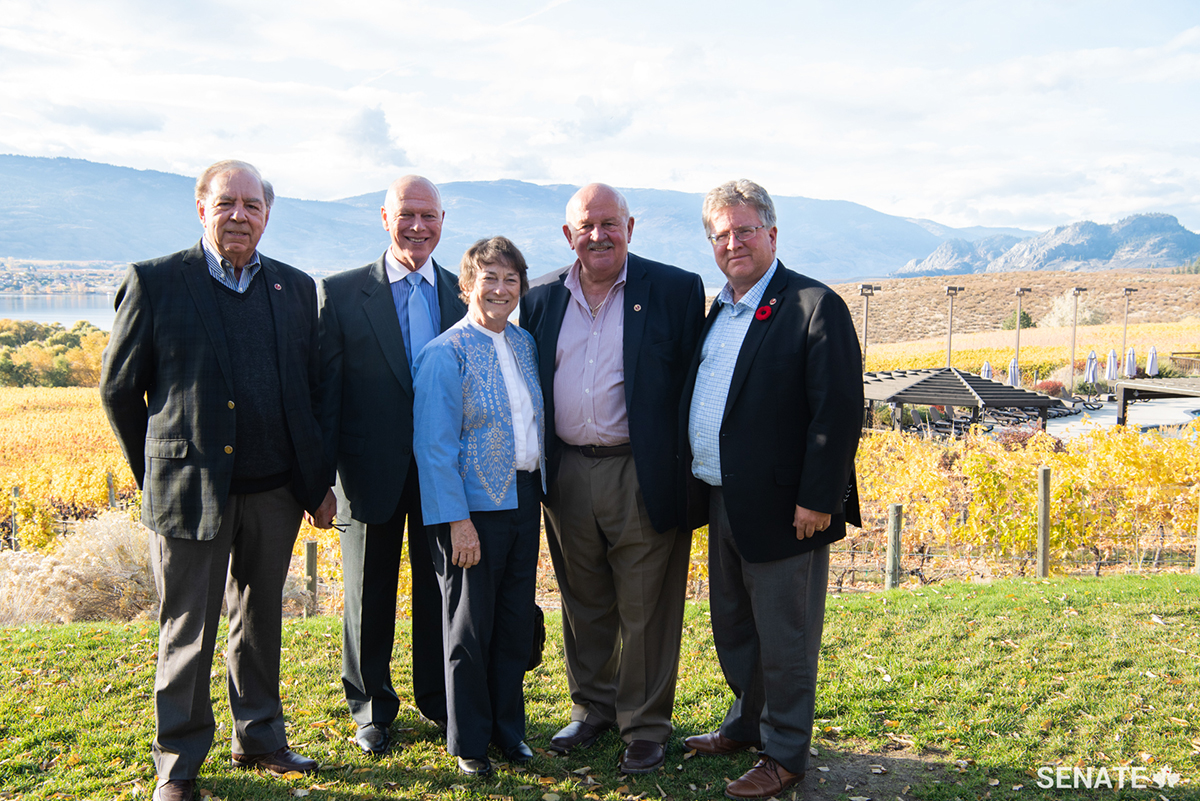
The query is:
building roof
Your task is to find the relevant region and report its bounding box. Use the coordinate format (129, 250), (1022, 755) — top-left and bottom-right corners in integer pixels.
(863, 368), (1064, 408)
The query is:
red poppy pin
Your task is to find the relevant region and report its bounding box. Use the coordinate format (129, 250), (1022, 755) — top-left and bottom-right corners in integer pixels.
(755, 305), (772, 321)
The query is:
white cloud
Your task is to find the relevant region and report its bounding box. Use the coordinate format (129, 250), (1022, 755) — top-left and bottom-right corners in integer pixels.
(0, 0), (1197, 230)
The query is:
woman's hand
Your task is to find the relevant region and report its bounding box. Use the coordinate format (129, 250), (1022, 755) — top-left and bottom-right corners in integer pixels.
(450, 519), (482, 568)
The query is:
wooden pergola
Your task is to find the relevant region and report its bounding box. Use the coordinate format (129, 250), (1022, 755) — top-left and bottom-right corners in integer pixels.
(863, 368), (1065, 431)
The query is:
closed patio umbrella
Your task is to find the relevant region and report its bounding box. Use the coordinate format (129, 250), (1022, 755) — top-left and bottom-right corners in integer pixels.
(1147, 346), (1159, 376)
(1084, 350), (1099, 385)
(1105, 349), (1119, 382)
(1125, 346), (1137, 378)
(980, 361), (992, 380)
(1007, 357), (1020, 387)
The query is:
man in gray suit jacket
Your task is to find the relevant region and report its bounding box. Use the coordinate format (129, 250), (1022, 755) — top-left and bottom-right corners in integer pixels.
(101, 160), (336, 801)
(318, 175), (466, 756)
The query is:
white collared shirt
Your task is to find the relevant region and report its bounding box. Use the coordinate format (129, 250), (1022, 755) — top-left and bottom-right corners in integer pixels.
(384, 249), (438, 287)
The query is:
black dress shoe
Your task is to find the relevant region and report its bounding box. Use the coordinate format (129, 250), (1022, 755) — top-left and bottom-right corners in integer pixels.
(548, 720), (610, 754)
(458, 755), (493, 776)
(619, 740), (665, 774)
(355, 723), (392, 756)
(231, 746), (319, 775)
(503, 741), (534, 763)
(153, 779), (195, 801)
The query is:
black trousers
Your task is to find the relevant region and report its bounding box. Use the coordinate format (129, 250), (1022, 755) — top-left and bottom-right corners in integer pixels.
(432, 471), (540, 757)
(339, 465), (447, 726)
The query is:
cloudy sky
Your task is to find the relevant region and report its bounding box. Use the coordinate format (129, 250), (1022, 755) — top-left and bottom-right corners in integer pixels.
(2, 0), (1198, 230)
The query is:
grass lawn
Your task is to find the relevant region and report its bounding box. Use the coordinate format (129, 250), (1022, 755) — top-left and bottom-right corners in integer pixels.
(2, 574), (1198, 800)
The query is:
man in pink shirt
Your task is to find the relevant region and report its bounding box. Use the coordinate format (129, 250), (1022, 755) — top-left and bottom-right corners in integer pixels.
(520, 184), (706, 774)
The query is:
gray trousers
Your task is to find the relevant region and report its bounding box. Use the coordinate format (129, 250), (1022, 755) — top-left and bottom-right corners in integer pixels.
(544, 449), (692, 744)
(150, 484), (303, 780)
(708, 487), (829, 775)
(337, 466), (447, 728)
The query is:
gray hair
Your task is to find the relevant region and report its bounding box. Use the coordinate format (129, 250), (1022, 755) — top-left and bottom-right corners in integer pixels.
(565, 183), (629, 229)
(702, 179), (776, 235)
(459, 236), (530, 303)
(195, 160), (275, 209)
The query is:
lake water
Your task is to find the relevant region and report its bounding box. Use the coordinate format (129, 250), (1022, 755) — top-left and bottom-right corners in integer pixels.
(0, 294), (117, 331)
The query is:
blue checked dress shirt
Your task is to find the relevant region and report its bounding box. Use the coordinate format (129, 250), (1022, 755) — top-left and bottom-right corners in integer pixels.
(688, 260), (778, 487)
(201, 238), (262, 292)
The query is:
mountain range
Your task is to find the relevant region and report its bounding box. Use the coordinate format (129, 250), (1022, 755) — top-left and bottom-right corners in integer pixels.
(897, 213), (1200, 277)
(2, 154), (1196, 286)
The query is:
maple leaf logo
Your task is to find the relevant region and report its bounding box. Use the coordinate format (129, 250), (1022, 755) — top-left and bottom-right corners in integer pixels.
(1152, 766), (1180, 788)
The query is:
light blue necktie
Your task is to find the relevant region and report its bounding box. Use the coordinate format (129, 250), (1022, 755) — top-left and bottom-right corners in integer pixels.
(406, 272), (437, 369)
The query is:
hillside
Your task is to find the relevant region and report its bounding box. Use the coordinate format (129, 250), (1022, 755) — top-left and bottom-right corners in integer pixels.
(0, 154), (1025, 284)
(830, 267), (1200, 345)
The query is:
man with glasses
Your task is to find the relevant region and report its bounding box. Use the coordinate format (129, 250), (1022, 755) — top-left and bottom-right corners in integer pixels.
(317, 175), (466, 756)
(680, 180), (862, 799)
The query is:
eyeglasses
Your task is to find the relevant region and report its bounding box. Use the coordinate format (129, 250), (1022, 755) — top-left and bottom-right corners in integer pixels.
(707, 225), (764, 246)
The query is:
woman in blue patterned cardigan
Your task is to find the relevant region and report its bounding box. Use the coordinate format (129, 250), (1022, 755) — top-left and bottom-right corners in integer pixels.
(413, 236), (546, 776)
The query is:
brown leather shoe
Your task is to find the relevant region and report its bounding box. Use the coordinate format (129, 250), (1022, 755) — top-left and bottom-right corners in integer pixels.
(231, 746), (319, 776)
(682, 731), (761, 755)
(619, 740), (665, 774)
(548, 720), (611, 754)
(724, 756), (804, 799)
(153, 780), (195, 801)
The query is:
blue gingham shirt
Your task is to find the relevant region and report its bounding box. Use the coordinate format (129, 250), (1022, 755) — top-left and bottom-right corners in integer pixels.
(201, 237), (262, 292)
(689, 260), (778, 487)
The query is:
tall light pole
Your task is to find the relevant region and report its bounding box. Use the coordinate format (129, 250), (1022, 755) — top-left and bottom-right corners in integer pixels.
(945, 286), (965, 368)
(1121, 287), (1138, 374)
(1069, 287), (1087, 397)
(859, 284), (880, 371)
(1014, 287), (1031, 379)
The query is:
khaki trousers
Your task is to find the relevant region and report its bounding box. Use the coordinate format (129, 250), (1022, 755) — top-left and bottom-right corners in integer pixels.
(544, 449), (691, 744)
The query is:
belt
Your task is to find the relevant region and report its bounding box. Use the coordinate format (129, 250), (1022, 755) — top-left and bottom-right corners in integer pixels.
(568, 443), (633, 458)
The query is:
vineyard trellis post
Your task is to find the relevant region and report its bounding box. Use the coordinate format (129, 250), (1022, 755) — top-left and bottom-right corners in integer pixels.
(106, 471), (116, 508)
(304, 540), (318, 616)
(9, 486), (19, 551)
(1194, 502), (1200, 577)
(1037, 466), (1050, 578)
(885, 503), (903, 589)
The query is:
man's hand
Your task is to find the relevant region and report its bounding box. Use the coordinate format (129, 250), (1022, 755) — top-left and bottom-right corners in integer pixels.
(304, 488), (337, 529)
(793, 505), (831, 540)
(450, 519), (481, 569)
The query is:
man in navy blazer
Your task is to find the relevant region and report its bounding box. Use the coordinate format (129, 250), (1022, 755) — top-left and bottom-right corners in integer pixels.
(520, 184), (705, 774)
(317, 175), (466, 756)
(101, 160), (335, 801)
(680, 180), (862, 800)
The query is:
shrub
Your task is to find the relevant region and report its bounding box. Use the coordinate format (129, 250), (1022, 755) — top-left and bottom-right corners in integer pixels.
(1033, 380), (1063, 396)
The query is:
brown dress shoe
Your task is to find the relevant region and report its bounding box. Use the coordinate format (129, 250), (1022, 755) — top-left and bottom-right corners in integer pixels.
(619, 740), (665, 774)
(231, 746), (319, 775)
(153, 779), (195, 801)
(548, 720), (611, 754)
(682, 731), (761, 755)
(724, 756), (804, 799)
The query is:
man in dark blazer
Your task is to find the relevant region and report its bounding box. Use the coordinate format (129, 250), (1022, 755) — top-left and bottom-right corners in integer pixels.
(520, 183), (705, 774)
(680, 180), (862, 800)
(101, 160), (335, 801)
(317, 175), (466, 756)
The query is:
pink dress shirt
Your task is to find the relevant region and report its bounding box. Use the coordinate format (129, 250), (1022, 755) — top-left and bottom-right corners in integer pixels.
(552, 260), (630, 446)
